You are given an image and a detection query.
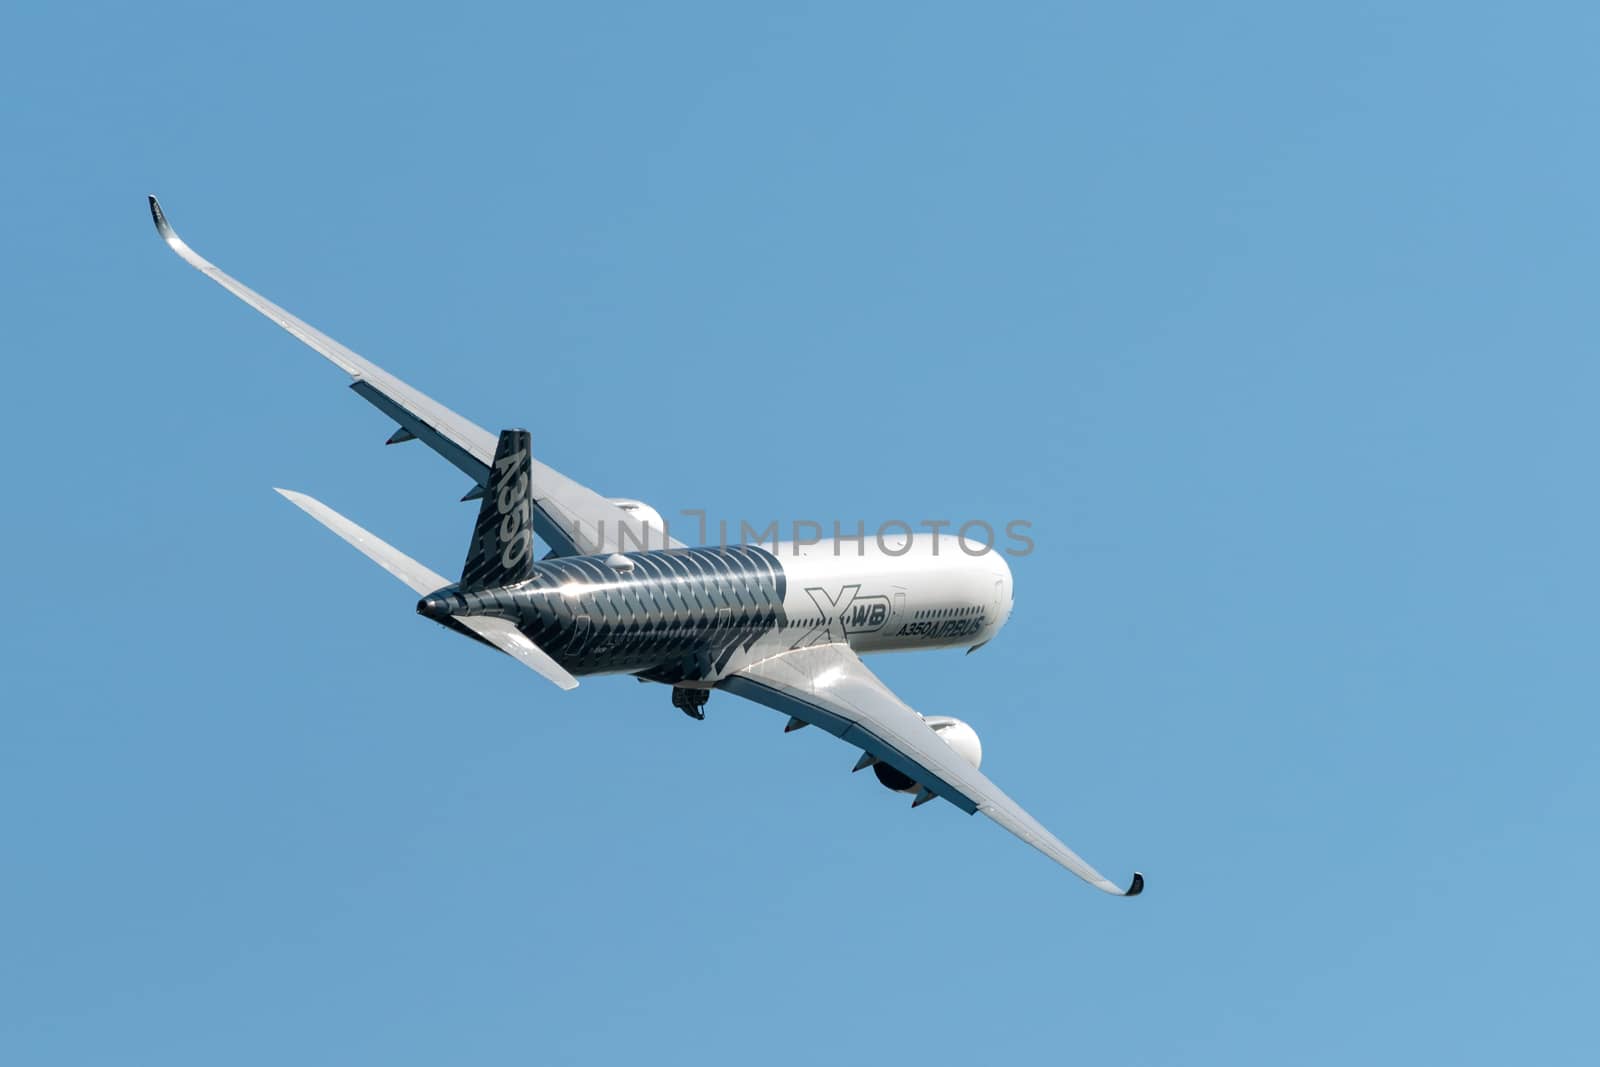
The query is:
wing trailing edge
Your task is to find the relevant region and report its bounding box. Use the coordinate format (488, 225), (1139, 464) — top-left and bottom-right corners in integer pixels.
(724, 645), (1145, 896)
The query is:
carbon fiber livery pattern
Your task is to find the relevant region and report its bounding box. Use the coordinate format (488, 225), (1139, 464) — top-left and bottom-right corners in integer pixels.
(460, 429), (538, 591)
(423, 545), (788, 681)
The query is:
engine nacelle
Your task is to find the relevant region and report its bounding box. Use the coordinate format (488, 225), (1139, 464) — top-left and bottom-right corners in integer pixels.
(607, 498), (667, 544)
(871, 715), (983, 793)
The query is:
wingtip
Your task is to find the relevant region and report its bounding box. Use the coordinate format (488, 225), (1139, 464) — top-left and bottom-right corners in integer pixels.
(147, 194), (176, 242)
(1125, 872), (1144, 897)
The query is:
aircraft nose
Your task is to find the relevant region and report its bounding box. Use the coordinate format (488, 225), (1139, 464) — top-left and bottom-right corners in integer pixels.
(989, 551), (1015, 622)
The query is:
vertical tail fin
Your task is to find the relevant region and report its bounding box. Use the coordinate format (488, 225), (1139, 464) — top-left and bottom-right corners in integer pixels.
(460, 429), (536, 591)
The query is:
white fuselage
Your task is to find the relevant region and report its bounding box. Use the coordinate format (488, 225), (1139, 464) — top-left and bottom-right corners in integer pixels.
(718, 535), (1015, 677)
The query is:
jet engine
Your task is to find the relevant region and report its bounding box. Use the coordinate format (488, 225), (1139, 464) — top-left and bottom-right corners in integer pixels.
(871, 715), (983, 793)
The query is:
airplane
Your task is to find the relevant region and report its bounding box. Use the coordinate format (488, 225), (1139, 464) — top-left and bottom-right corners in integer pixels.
(147, 196), (1143, 898)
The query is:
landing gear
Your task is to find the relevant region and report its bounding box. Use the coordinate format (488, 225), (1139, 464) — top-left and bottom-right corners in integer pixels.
(672, 686), (709, 721)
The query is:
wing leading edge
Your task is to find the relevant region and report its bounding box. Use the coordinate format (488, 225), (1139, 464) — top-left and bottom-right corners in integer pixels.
(721, 644), (1143, 896)
(148, 196), (679, 558)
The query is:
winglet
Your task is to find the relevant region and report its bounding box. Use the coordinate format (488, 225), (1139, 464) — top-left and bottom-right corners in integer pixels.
(148, 195), (175, 243)
(1125, 872), (1145, 897)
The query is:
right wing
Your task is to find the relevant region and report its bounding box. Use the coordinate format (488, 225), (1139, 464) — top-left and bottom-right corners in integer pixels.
(150, 196), (679, 558)
(722, 644), (1143, 896)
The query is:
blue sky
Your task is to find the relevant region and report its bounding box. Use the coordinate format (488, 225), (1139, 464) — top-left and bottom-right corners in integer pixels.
(3, 2), (1596, 1063)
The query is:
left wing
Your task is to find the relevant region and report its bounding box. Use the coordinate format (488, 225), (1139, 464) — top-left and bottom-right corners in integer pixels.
(150, 196), (680, 558)
(720, 645), (1143, 896)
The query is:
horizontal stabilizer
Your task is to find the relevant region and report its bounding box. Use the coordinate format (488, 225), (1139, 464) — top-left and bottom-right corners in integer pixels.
(275, 489), (577, 690)
(449, 615), (579, 691)
(275, 488), (449, 595)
